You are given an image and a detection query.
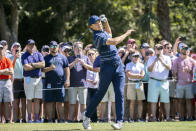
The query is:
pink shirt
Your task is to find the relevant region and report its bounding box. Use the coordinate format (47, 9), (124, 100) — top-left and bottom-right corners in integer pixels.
(172, 56), (195, 85)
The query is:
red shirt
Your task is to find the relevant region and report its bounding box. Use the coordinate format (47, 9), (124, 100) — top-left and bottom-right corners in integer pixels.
(0, 57), (13, 79)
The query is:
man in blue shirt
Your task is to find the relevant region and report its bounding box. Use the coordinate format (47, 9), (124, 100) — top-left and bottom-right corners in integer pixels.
(21, 39), (45, 123)
(83, 15), (134, 130)
(43, 41), (70, 123)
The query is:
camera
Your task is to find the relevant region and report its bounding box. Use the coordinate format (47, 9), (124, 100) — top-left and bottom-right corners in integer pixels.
(15, 49), (19, 53)
(180, 36), (186, 41)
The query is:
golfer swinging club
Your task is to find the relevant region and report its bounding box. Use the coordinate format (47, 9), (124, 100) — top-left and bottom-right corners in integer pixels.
(82, 15), (134, 130)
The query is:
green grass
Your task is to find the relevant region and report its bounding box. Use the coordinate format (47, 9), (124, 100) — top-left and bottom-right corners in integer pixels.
(0, 122), (196, 131)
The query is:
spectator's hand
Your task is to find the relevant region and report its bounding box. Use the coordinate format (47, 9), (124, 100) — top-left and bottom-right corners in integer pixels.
(184, 66), (191, 73)
(14, 52), (21, 58)
(78, 59), (85, 65)
(174, 37), (181, 46)
(64, 81), (70, 88)
(50, 64), (56, 70)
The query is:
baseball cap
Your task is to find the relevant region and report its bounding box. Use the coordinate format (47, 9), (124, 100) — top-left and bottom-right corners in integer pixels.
(178, 42), (187, 50)
(49, 41), (58, 47)
(27, 39), (35, 44)
(11, 42), (21, 50)
(127, 39), (136, 45)
(140, 43), (150, 49)
(0, 40), (7, 46)
(88, 15), (100, 26)
(62, 44), (72, 52)
(41, 45), (50, 52)
(118, 47), (125, 53)
(132, 51), (140, 56)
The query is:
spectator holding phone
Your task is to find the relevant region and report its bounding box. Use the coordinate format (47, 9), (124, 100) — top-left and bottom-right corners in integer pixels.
(10, 42), (26, 123)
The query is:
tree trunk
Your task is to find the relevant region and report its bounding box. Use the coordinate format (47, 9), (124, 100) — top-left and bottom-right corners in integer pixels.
(0, 0), (19, 48)
(157, 0), (171, 42)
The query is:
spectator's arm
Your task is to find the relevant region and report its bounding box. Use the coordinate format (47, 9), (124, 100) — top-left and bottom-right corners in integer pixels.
(64, 67), (70, 88)
(31, 61), (45, 69)
(173, 37), (181, 56)
(126, 70), (143, 79)
(121, 51), (129, 64)
(148, 60), (157, 72)
(106, 29), (134, 45)
(159, 58), (171, 70)
(92, 67), (100, 72)
(42, 65), (55, 72)
(23, 64), (34, 71)
(0, 68), (14, 75)
(68, 59), (78, 69)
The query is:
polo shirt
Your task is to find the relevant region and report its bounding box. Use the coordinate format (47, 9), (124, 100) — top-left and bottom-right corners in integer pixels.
(44, 53), (69, 84)
(0, 56), (13, 79)
(172, 56), (195, 85)
(68, 55), (91, 87)
(9, 55), (23, 79)
(126, 61), (144, 81)
(21, 51), (44, 77)
(147, 55), (171, 80)
(93, 56), (100, 68)
(93, 30), (120, 63)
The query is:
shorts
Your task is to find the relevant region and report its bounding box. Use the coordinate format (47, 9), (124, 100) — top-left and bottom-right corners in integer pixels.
(176, 83), (193, 99)
(127, 81), (145, 100)
(24, 77), (43, 100)
(169, 79), (176, 98)
(43, 82), (65, 102)
(68, 87), (87, 104)
(147, 78), (169, 103)
(13, 79), (26, 99)
(101, 83), (115, 102)
(0, 79), (13, 102)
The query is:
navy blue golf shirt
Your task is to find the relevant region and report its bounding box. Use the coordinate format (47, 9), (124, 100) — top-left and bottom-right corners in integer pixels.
(44, 53), (69, 84)
(22, 51), (44, 77)
(93, 30), (120, 63)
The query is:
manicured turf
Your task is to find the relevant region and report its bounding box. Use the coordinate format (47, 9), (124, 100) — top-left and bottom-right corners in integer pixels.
(0, 122), (196, 131)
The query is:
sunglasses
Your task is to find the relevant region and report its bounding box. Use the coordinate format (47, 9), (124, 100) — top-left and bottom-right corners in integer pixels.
(182, 47), (189, 50)
(88, 53), (95, 56)
(50, 45), (58, 48)
(166, 47), (172, 49)
(156, 46), (163, 50)
(133, 55), (139, 58)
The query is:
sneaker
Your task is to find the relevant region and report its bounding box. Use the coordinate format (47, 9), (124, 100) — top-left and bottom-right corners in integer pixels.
(137, 119), (144, 122)
(111, 121), (123, 130)
(34, 120), (42, 123)
(129, 118), (134, 123)
(22, 119), (26, 123)
(28, 120), (33, 123)
(179, 117), (185, 121)
(58, 119), (65, 123)
(187, 117), (193, 121)
(15, 119), (20, 123)
(5, 120), (10, 123)
(82, 112), (91, 130)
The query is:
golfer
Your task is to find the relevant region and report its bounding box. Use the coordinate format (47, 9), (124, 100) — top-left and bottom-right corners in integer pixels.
(82, 15), (134, 130)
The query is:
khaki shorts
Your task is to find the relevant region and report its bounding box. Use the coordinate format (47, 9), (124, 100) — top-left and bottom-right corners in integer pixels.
(68, 87), (87, 104)
(0, 79), (13, 102)
(176, 83), (193, 99)
(24, 77), (43, 100)
(127, 81), (145, 100)
(101, 83), (115, 102)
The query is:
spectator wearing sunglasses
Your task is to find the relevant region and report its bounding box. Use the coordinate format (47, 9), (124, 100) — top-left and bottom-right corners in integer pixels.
(147, 44), (171, 122)
(126, 51), (145, 122)
(172, 44), (196, 121)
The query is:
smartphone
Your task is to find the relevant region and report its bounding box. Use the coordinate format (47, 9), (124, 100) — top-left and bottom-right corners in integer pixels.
(15, 49), (19, 53)
(180, 36), (186, 41)
(77, 54), (81, 58)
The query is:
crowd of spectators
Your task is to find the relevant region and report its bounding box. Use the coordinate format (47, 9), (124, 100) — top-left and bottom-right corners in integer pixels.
(0, 37), (196, 123)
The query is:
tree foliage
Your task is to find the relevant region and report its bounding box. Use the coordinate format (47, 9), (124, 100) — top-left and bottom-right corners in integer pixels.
(0, 0), (196, 50)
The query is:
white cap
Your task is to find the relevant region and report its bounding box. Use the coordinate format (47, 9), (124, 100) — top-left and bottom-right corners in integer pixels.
(118, 47), (125, 53)
(178, 43), (187, 50)
(0, 44), (3, 48)
(11, 42), (21, 50)
(62, 45), (72, 52)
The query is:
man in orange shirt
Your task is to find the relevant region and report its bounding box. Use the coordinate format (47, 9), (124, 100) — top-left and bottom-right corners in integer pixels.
(0, 44), (14, 123)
